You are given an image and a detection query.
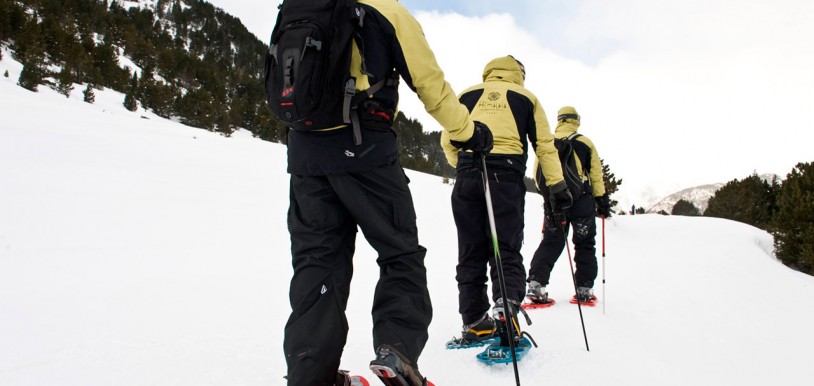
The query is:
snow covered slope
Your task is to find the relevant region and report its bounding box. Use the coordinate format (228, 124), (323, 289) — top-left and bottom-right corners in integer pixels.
(2, 68), (814, 385)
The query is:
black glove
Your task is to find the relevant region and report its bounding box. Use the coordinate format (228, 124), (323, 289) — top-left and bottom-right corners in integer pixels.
(548, 180), (573, 213)
(595, 194), (612, 217)
(450, 121), (493, 153)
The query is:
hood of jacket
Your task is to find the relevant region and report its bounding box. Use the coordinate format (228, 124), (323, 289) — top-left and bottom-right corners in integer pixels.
(482, 56), (525, 87)
(554, 119), (581, 138)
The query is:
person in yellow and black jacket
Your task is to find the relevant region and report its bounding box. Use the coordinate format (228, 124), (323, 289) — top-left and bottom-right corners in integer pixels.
(441, 56), (572, 347)
(526, 106), (612, 306)
(281, 1), (493, 385)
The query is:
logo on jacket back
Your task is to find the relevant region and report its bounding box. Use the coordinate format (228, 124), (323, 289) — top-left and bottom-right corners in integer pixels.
(479, 92), (507, 111)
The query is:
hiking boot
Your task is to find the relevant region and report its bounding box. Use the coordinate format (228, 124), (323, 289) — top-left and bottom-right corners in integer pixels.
(526, 280), (551, 304)
(460, 313), (496, 343)
(492, 299), (523, 347)
(575, 286), (596, 303)
(491, 298), (516, 320)
(369, 344), (427, 386)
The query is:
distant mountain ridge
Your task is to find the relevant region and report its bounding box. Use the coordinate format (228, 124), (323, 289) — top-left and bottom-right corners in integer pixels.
(647, 173), (779, 214)
(646, 183), (724, 214)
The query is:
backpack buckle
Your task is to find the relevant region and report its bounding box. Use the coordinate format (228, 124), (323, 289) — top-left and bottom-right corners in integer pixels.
(304, 37), (322, 51)
(343, 78), (357, 124)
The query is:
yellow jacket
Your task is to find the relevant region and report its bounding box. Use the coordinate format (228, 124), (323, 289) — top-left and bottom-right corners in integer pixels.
(286, 0), (476, 175)
(352, 0), (474, 142)
(440, 56), (563, 186)
(533, 117), (606, 197)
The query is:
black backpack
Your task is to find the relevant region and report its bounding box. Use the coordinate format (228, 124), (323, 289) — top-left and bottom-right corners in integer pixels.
(264, 0), (390, 144)
(536, 133), (593, 199)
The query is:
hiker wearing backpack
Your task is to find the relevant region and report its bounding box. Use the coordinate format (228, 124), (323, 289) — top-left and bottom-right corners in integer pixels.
(526, 106), (612, 306)
(441, 56), (572, 348)
(265, 1), (492, 385)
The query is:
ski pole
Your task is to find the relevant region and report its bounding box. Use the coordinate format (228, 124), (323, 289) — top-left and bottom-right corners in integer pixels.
(602, 215), (606, 315)
(561, 220), (590, 351)
(480, 155), (521, 386)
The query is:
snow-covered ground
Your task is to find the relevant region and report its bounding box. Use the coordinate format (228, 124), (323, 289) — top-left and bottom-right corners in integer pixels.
(2, 60), (814, 385)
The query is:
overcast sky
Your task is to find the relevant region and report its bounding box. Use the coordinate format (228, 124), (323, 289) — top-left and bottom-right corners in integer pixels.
(206, 0), (814, 207)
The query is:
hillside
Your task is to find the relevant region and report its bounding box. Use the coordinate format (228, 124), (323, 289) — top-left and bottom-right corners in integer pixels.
(646, 183), (724, 214)
(0, 0), (456, 177)
(2, 67), (814, 385)
(648, 173), (780, 214)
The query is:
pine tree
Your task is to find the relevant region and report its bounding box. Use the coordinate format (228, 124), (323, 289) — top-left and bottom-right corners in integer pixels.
(215, 110), (232, 136)
(83, 83), (95, 103)
(772, 162), (814, 275)
(251, 107), (284, 143)
(124, 73), (139, 111)
(705, 173), (778, 230)
(3, 70), (8, 78)
(123, 90), (138, 111)
(14, 17), (47, 92)
(601, 159), (623, 208)
(18, 61), (44, 91)
(92, 41), (127, 90)
(55, 67), (74, 98)
(0, 0), (25, 44)
(0, 0), (7, 44)
(146, 83), (175, 118)
(129, 72), (139, 93)
(176, 89), (217, 130)
(671, 199), (701, 216)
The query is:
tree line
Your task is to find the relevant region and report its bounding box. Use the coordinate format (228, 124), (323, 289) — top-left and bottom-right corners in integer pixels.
(1, 0), (484, 178)
(2, 0), (626, 185)
(669, 164), (814, 275)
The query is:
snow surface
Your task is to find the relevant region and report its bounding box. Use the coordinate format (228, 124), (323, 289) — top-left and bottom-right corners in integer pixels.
(2, 61), (814, 385)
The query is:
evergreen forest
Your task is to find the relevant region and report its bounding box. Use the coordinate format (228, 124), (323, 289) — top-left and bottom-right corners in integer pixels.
(0, 0), (454, 177)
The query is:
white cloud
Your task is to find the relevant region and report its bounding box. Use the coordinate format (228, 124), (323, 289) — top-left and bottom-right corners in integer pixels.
(398, 3), (814, 207)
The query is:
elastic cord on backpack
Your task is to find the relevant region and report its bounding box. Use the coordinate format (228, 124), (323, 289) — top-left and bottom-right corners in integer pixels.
(344, 73), (399, 145)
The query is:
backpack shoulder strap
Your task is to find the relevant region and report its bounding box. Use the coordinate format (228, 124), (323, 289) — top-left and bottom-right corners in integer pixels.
(567, 133), (592, 184)
(343, 4), (400, 145)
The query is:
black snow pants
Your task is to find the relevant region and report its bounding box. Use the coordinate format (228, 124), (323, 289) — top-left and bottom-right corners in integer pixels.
(284, 160), (432, 386)
(528, 192), (598, 288)
(452, 167), (527, 325)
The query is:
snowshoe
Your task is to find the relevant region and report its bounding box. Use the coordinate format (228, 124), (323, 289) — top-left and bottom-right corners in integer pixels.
(476, 299), (538, 364)
(521, 298), (556, 309)
(446, 336), (498, 349)
(522, 281), (555, 309)
(446, 313), (497, 349)
(569, 287), (598, 306)
(475, 336), (534, 365)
